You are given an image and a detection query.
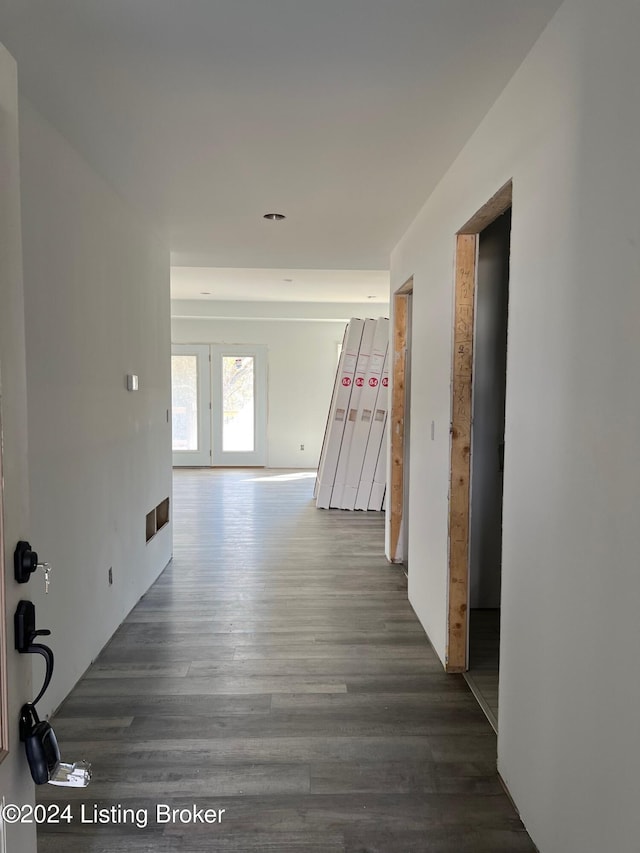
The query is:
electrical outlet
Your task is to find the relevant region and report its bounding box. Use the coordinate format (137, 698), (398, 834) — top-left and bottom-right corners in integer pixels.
(300, 444), (304, 451)
(108, 567), (113, 586)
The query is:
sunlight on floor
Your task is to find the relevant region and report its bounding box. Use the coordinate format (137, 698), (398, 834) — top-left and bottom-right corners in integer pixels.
(245, 471), (317, 483)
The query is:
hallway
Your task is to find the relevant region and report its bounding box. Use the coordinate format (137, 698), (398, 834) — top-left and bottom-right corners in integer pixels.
(37, 469), (533, 852)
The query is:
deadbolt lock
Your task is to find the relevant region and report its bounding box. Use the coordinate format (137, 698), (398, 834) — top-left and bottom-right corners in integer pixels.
(14, 541), (52, 592)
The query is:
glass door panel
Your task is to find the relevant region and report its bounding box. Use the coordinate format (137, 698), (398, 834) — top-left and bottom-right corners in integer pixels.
(172, 354), (198, 450)
(222, 355), (255, 452)
(212, 345), (266, 466)
(171, 344), (211, 466)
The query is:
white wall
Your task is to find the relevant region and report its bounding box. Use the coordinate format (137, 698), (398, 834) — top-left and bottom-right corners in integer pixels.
(391, 1), (640, 851)
(172, 316), (350, 468)
(0, 43), (36, 853)
(19, 99), (173, 719)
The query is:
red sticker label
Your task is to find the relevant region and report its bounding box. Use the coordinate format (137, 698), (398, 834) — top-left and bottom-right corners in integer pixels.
(355, 377), (364, 387)
(382, 377), (389, 387)
(369, 377), (379, 387)
(342, 377), (351, 387)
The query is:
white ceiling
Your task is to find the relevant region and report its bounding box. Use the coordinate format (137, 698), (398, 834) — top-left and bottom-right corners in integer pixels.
(171, 267), (390, 303)
(0, 0), (562, 301)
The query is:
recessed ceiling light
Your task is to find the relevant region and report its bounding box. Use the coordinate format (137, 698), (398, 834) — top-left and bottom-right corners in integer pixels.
(367, 295), (376, 299)
(283, 278), (294, 283)
(200, 291), (211, 295)
(263, 212), (286, 221)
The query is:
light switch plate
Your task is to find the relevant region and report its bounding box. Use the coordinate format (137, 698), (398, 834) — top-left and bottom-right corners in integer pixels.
(126, 374), (139, 392)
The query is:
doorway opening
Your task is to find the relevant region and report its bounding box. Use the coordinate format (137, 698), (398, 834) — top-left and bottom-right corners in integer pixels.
(390, 277), (413, 567)
(446, 181), (512, 733)
(171, 343), (267, 467)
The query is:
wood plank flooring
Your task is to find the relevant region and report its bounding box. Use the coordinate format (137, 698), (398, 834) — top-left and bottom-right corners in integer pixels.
(37, 469), (533, 852)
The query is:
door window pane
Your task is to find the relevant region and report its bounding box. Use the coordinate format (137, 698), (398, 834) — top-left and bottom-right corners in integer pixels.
(172, 355), (198, 450)
(222, 356), (255, 452)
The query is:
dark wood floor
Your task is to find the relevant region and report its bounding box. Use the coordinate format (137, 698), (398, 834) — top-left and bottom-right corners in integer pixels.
(37, 469), (533, 852)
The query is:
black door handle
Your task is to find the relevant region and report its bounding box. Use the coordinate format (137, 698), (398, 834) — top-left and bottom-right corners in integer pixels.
(14, 600), (54, 706)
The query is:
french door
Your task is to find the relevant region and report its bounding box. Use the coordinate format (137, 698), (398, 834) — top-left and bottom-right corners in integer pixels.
(171, 344), (211, 466)
(211, 345), (266, 466)
(171, 344), (267, 467)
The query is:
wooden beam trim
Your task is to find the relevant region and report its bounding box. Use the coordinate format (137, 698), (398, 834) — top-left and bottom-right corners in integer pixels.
(457, 180), (512, 235)
(390, 290), (408, 562)
(447, 234), (476, 671)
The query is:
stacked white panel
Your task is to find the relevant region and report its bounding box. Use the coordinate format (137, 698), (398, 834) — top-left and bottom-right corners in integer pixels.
(369, 418), (388, 511)
(314, 323), (350, 499)
(354, 347), (390, 510)
(340, 318), (389, 510)
(329, 319), (377, 508)
(315, 319), (365, 509)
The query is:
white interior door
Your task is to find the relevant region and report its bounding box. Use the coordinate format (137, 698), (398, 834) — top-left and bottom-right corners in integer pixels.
(0, 40), (38, 849)
(211, 344), (267, 466)
(171, 344), (212, 466)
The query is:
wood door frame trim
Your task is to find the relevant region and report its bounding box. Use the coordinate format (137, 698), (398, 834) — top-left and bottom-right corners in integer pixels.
(389, 277), (413, 563)
(458, 180), (513, 235)
(446, 181), (512, 672)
